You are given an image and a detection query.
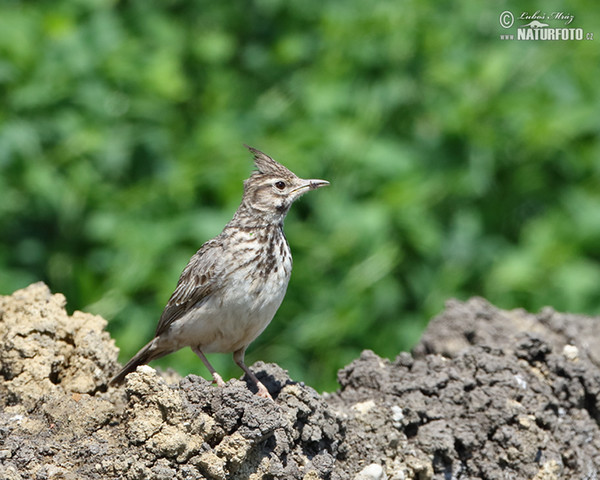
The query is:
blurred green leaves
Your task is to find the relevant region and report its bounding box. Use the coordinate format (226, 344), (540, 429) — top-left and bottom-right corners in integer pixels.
(1, 0), (599, 391)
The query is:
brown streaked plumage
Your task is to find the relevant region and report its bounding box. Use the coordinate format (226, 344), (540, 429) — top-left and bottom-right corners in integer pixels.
(109, 146), (329, 399)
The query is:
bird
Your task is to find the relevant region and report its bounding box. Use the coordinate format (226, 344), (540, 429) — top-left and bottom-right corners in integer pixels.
(109, 146), (329, 399)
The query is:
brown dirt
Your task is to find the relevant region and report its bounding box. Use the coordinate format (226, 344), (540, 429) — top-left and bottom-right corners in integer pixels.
(1, 284), (599, 479)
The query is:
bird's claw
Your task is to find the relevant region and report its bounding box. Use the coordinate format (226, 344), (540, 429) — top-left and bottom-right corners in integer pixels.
(212, 373), (226, 388)
(256, 381), (273, 401)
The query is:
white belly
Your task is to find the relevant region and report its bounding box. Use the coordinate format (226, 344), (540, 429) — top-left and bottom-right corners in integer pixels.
(164, 254), (291, 353)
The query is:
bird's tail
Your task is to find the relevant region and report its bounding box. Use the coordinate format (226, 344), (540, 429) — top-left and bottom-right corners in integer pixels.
(109, 338), (169, 386)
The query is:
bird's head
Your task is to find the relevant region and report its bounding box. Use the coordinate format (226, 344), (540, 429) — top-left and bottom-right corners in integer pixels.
(239, 146), (329, 224)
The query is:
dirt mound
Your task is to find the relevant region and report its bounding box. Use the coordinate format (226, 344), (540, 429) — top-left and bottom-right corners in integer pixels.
(1, 284), (599, 479)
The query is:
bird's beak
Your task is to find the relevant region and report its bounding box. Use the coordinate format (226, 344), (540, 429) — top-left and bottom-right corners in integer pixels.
(306, 179), (329, 190)
(291, 179), (329, 195)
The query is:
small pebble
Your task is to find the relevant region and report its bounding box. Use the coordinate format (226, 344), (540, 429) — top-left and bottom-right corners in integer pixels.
(391, 405), (404, 428)
(563, 345), (578, 361)
(354, 463), (385, 480)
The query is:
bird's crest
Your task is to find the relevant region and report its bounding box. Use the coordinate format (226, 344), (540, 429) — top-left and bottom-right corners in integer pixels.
(244, 145), (296, 178)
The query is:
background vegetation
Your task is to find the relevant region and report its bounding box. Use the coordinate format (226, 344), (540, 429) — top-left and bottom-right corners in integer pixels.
(1, 0), (599, 391)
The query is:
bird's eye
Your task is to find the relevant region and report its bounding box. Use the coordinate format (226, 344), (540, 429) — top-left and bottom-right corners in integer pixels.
(275, 181), (286, 190)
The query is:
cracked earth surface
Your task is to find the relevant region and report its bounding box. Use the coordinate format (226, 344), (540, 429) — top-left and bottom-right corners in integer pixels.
(1, 283), (599, 479)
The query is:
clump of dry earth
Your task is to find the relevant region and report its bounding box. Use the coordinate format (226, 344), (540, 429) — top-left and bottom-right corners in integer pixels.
(1, 283), (599, 479)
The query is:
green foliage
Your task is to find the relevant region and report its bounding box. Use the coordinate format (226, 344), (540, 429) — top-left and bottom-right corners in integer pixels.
(1, 0), (599, 391)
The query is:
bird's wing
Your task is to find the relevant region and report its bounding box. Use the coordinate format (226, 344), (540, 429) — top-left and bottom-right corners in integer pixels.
(155, 239), (223, 337)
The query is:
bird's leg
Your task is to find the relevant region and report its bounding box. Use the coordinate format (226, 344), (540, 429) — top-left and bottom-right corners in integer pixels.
(192, 346), (226, 387)
(233, 348), (273, 400)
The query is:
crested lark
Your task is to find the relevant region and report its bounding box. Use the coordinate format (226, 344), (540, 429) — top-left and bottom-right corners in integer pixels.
(110, 146), (329, 399)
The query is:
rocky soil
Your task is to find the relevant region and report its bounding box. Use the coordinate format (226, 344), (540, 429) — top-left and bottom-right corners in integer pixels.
(1, 283), (599, 479)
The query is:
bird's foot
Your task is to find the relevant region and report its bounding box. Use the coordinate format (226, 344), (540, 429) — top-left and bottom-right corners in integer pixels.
(256, 381), (273, 401)
(212, 372), (226, 388)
